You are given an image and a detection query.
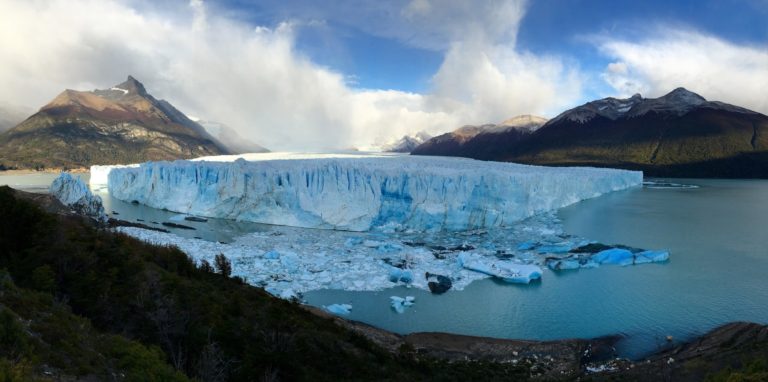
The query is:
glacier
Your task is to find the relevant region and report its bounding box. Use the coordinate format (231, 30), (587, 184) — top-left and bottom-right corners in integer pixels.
(50, 173), (108, 223)
(94, 153), (642, 232)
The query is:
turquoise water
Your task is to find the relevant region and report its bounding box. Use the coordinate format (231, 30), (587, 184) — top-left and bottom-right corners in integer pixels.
(304, 179), (768, 359)
(0, 173), (63, 193)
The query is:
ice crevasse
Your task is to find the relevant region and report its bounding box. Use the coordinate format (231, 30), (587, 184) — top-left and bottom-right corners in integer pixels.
(94, 154), (642, 232)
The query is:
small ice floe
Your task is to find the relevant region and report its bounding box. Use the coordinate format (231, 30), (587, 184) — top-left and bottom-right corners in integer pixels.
(263, 250), (280, 259)
(390, 296), (415, 314)
(535, 243), (573, 254)
(458, 253), (542, 284)
(266, 287), (298, 300)
(546, 246), (670, 270)
(388, 267), (413, 284)
(169, 214), (188, 222)
(593, 248), (636, 266)
(516, 241), (537, 250)
(643, 181), (699, 189)
(325, 303), (352, 316)
(593, 248), (669, 266)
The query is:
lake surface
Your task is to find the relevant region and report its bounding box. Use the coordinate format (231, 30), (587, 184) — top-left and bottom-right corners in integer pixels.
(304, 179), (768, 359)
(5, 172), (767, 359)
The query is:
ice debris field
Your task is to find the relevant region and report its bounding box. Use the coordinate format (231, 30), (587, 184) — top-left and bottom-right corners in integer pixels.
(85, 153), (668, 305)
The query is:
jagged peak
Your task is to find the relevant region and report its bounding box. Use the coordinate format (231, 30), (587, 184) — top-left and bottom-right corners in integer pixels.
(112, 75), (148, 96)
(662, 87), (706, 102)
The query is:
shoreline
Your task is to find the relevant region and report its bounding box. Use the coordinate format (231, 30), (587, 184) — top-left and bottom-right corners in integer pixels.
(0, 167), (90, 175)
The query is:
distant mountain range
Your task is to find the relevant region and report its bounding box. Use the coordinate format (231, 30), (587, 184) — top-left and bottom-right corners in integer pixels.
(412, 115), (547, 159)
(380, 131), (433, 153)
(0, 76), (252, 170)
(413, 89), (768, 178)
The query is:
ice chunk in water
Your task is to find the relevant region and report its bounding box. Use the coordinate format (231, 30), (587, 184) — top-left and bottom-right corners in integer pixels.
(390, 296), (415, 314)
(325, 304), (352, 315)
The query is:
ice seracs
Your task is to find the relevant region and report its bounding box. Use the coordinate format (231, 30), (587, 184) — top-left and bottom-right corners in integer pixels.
(50, 173), (108, 223)
(99, 153), (642, 232)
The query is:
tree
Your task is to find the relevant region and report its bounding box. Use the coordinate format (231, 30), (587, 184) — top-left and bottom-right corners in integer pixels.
(198, 259), (213, 273)
(213, 254), (231, 278)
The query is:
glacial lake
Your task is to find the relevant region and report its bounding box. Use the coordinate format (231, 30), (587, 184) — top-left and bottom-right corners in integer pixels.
(3, 172), (767, 359)
(304, 178), (768, 359)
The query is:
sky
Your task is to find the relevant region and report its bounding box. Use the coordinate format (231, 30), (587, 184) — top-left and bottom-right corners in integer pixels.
(0, 0), (766, 150)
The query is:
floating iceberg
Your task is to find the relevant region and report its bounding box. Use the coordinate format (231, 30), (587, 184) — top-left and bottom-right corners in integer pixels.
(325, 304), (352, 315)
(593, 248), (635, 266)
(50, 173), (107, 223)
(545, 245), (669, 270)
(390, 296), (415, 314)
(458, 253), (543, 284)
(96, 154), (641, 232)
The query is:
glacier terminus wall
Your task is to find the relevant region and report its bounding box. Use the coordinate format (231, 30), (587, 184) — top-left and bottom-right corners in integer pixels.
(94, 154), (642, 232)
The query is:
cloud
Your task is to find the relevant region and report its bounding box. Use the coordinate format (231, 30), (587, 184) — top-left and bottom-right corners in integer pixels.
(596, 28), (768, 113)
(0, 0), (584, 150)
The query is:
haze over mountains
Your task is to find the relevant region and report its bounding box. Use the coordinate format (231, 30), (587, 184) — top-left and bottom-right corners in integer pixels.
(0, 77), (268, 169)
(0, 102), (30, 133)
(413, 89), (768, 178)
(413, 115), (547, 158)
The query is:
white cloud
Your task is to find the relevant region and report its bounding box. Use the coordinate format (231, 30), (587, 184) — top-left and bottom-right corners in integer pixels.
(597, 29), (768, 113)
(0, 0), (584, 150)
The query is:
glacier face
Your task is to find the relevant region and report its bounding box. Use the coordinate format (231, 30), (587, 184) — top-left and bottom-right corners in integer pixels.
(50, 173), (107, 223)
(100, 154), (642, 232)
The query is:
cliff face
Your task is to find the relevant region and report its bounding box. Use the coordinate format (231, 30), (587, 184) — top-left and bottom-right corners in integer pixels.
(0, 76), (228, 169)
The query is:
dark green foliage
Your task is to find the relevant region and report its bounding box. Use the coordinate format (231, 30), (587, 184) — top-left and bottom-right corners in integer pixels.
(706, 358), (768, 382)
(214, 253), (232, 278)
(0, 186), (533, 381)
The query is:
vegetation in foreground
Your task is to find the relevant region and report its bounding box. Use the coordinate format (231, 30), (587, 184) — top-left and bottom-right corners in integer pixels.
(1, 185), (767, 381)
(0, 186), (532, 381)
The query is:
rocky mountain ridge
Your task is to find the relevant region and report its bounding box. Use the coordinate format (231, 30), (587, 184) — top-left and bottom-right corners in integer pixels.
(0, 76), (229, 169)
(413, 89), (768, 178)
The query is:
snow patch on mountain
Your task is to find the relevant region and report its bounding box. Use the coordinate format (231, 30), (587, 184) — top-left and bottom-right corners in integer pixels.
(548, 88), (760, 126)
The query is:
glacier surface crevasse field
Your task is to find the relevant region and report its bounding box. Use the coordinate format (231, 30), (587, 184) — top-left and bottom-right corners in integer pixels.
(94, 153), (643, 232)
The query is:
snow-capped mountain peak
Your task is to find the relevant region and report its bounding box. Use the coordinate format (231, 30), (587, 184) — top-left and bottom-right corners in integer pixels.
(379, 131), (433, 153)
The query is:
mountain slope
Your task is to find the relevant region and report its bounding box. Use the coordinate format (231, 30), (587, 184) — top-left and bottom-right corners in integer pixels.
(411, 115), (547, 159)
(0, 76), (229, 169)
(413, 90), (768, 178)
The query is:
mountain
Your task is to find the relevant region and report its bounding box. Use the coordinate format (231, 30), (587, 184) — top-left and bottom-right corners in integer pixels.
(411, 115), (547, 159)
(0, 76), (229, 170)
(381, 131), (433, 153)
(194, 119), (269, 154)
(413, 89), (768, 178)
